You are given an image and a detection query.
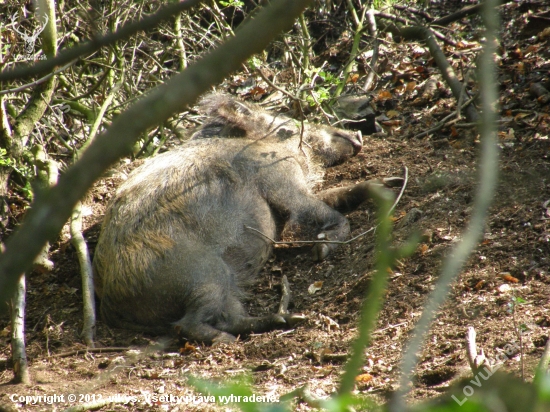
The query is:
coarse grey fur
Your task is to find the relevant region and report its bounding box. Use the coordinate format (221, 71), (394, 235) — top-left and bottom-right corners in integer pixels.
(93, 93), (390, 344)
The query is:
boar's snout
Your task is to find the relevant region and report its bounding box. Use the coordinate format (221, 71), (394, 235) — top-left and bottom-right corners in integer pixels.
(327, 129), (362, 164)
(349, 130), (363, 155)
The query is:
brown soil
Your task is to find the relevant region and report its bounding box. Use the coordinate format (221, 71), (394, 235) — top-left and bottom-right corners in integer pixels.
(1, 1), (550, 411)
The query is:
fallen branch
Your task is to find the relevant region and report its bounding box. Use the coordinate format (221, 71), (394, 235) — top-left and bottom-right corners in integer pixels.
(466, 326), (491, 375)
(61, 399), (127, 412)
(278, 275), (291, 315)
(0, 61), (75, 96)
(374, 11), (410, 26)
(320, 352), (348, 363)
(392, 4), (433, 22)
(430, 0), (512, 27)
(407, 94), (477, 139)
(48, 347), (129, 358)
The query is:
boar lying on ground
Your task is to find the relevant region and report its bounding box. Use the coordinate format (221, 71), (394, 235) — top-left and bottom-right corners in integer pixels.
(93, 93), (400, 344)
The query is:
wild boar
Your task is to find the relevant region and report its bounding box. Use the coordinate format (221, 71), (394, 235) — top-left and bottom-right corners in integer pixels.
(93, 93), (395, 343)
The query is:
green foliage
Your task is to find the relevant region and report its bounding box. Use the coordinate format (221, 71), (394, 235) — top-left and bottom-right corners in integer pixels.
(320, 393), (380, 412)
(304, 69), (342, 107)
(219, 0), (244, 8)
(19, 181), (33, 201)
(409, 372), (550, 412)
(188, 376), (382, 411)
(306, 87), (331, 106)
(513, 296), (527, 305)
(416, 399), (491, 412)
(187, 369), (550, 412)
(0, 148), (34, 200)
(247, 55), (263, 71)
(372, 0), (400, 10)
(0, 148), (12, 168)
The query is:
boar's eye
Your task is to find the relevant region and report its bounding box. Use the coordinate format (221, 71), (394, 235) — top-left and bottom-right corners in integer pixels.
(235, 101), (254, 117)
(334, 131), (351, 140)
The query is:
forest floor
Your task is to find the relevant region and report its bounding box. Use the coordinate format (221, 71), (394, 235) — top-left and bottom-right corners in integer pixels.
(1, 1), (550, 411)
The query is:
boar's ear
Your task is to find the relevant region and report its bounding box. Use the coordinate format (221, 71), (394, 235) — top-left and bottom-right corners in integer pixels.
(191, 118), (248, 139)
(191, 93), (255, 139)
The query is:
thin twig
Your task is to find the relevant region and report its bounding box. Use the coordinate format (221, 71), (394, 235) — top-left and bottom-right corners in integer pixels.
(245, 225), (359, 245)
(389, 166), (408, 216)
(363, 8), (380, 92)
(408, 93), (477, 139)
(48, 347), (129, 358)
(510, 295), (525, 380)
(0, 61), (75, 96)
(257, 68), (301, 103)
(78, 83), (122, 156)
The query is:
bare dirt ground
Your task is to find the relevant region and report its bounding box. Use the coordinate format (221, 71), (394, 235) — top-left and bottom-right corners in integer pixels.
(1, 1), (550, 411)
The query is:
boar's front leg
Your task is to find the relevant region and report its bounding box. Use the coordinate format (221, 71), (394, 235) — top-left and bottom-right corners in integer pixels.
(266, 190), (352, 261)
(317, 177), (404, 214)
(286, 178), (403, 260)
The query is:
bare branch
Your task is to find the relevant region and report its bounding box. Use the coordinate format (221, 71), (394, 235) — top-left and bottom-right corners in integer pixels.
(278, 275), (291, 315)
(70, 202), (96, 347)
(0, 61), (74, 96)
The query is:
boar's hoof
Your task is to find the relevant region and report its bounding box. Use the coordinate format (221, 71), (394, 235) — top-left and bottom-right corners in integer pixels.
(312, 242), (331, 262)
(284, 313), (307, 327)
(382, 176), (405, 188)
(266, 313), (306, 329)
(212, 332), (238, 345)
